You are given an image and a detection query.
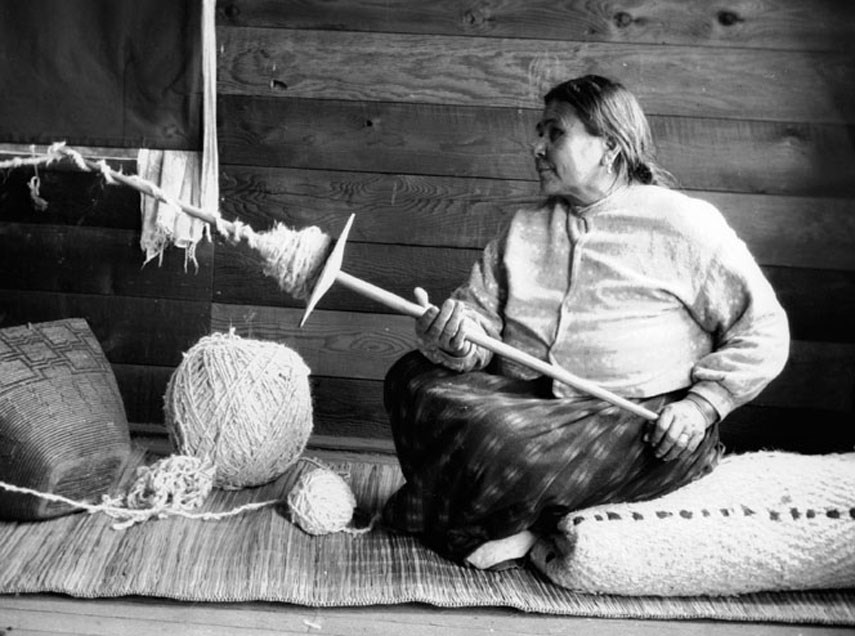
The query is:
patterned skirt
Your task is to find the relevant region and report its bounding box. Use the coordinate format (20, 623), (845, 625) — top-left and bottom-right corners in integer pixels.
(381, 351), (722, 563)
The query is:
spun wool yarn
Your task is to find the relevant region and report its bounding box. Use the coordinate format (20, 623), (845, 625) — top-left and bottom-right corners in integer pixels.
(287, 466), (357, 535)
(164, 330), (313, 490)
(124, 454), (215, 512)
(100, 454), (218, 530)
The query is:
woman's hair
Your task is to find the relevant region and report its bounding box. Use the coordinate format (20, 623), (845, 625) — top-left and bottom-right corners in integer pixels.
(544, 75), (677, 188)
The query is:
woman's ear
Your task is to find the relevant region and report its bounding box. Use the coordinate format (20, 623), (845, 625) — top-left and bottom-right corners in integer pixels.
(600, 139), (615, 164)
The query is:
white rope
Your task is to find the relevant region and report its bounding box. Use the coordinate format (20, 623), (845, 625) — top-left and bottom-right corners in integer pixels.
(0, 456), (281, 531)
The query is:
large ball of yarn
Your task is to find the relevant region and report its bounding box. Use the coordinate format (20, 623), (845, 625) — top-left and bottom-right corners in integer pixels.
(287, 468), (356, 535)
(164, 330), (313, 490)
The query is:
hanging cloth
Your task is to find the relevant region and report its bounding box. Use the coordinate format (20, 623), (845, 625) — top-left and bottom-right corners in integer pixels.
(138, 149), (207, 269)
(138, 0), (219, 269)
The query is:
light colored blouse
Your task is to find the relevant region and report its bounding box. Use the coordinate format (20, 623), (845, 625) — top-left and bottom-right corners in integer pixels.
(419, 184), (790, 420)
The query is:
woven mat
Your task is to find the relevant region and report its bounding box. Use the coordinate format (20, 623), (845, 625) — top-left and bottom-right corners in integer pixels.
(1, 448), (853, 626)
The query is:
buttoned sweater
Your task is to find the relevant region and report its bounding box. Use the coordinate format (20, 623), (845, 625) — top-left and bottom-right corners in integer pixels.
(420, 184), (790, 419)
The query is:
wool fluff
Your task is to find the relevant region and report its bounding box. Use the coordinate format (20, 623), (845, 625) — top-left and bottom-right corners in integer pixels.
(164, 331), (313, 490)
(287, 468), (357, 535)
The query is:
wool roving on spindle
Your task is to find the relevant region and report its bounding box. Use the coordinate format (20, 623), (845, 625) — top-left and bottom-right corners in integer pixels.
(243, 222), (332, 301)
(164, 330), (313, 489)
(287, 466), (358, 535)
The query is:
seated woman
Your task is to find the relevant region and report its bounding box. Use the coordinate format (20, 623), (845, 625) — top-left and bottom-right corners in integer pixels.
(381, 74), (790, 570)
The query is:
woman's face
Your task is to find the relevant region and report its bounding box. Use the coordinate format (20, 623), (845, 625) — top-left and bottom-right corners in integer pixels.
(534, 101), (611, 202)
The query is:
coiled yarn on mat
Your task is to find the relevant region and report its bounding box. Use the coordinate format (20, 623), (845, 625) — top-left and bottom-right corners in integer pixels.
(164, 330), (313, 489)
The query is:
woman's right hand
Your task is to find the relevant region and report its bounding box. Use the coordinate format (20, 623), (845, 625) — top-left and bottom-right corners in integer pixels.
(414, 287), (472, 357)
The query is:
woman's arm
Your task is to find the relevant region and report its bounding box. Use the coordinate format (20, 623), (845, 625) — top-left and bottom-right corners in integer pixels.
(686, 235), (790, 419)
(649, 215), (790, 461)
(416, 234), (508, 372)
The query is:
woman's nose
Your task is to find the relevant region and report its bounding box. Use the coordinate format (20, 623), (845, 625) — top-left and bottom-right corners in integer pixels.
(532, 140), (546, 158)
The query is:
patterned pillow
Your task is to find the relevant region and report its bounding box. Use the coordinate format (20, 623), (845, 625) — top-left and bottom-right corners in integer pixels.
(530, 451), (855, 596)
(0, 318), (131, 520)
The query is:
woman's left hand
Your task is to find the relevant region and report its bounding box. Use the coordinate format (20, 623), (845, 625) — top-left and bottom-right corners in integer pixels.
(644, 399), (710, 461)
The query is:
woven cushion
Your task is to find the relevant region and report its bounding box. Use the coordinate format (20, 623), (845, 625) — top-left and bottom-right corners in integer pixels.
(0, 318), (131, 520)
(530, 451), (855, 596)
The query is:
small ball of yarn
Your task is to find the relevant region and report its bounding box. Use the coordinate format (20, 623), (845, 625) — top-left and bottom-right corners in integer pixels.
(164, 330), (313, 490)
(287, 468), (357, 535)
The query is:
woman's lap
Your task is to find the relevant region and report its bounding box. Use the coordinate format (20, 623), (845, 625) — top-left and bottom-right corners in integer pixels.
(382, 351), (721, 563)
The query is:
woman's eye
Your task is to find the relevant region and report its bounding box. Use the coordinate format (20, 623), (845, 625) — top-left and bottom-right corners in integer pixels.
(548, 128), (563, 142)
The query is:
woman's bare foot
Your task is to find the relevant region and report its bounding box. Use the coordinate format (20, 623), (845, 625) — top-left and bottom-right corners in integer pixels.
(465, 530), (537, 570)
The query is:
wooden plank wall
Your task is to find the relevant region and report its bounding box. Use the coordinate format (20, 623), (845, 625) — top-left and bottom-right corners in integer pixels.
(0, 158), (214, 433)
(1, 0), (854, 455)
(212, 0), (855, 454)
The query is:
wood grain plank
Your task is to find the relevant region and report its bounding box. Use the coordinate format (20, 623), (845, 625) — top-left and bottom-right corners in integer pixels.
(307, 432), (395, 455)
(210, 304), (416, 381)
(0, 223), (213, 301)
(9, 594), (849, 636)
(219, 96), (855, 197)
(210, 304), (854, 414)
(217, 27), (855, 123)
(218, 165), (536, 248)
(0, 290), (210, 367)
(310, 375), (388, 440)
(217, 0), (855, 53)
(219, 165), (855, 271)
(0, 603), (304, 636)
(701, 192), (855, 272)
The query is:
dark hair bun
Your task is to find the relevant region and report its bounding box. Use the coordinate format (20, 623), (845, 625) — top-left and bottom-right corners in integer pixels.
(632, 162), (654, 184)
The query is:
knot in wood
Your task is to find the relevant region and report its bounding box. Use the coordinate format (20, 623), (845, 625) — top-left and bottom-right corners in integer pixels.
(613, 12), (633, 28)
(223, 3), (240, 20)
(461, 7), (492, 30)
(717, 10), (743, 27)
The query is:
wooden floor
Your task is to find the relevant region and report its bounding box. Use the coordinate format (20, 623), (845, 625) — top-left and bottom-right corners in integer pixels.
(1, 594), (852, 636)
